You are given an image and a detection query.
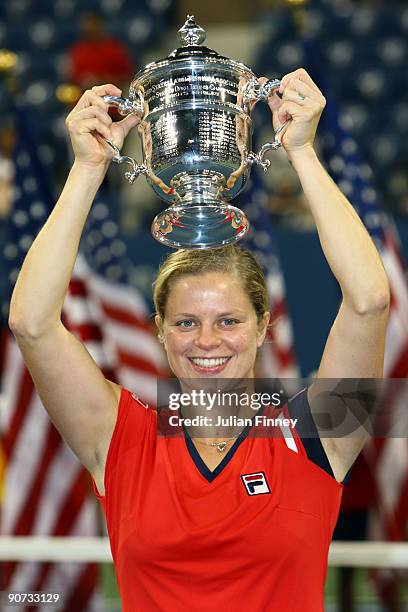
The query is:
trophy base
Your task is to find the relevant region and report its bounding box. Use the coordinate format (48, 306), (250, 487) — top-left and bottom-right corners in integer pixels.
(151, 204), (249, 250)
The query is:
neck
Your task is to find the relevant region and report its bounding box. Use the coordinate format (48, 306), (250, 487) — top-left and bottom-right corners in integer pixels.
(179, 379), (258, 440)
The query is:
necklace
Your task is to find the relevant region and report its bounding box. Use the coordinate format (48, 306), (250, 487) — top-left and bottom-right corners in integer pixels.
(194, 437), (237, 453)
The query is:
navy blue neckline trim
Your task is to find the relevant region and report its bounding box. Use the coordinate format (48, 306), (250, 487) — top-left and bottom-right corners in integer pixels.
(182, 406), (265, 483)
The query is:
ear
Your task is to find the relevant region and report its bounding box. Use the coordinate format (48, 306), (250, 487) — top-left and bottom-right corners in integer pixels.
(155, 314), (165, 346)
(256, 311), (270, 347)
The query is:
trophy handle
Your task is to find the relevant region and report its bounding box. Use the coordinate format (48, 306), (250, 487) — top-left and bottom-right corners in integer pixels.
(102, 94), (148, 184)
(103, 93), (144, 117)
(244, 122), (290, 172)
(242, 77), (290, 171)
(103, 138), (148, 184)
(242, 77), (281, 105)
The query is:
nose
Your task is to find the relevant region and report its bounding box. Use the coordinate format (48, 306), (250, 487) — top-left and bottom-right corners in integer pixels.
(194, 323), (222, 351)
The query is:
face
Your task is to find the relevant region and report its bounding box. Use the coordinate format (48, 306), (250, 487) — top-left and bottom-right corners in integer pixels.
(156, 271), (269, 380)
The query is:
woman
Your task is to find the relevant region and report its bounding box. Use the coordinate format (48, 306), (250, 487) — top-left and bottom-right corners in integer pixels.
(9, 69), (390, 611)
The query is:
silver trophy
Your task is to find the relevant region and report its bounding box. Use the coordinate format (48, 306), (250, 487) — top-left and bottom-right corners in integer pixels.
(103, 15), (288, 249)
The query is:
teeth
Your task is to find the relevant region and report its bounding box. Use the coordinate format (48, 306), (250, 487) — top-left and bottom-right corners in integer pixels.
(191, 357), (229, 368)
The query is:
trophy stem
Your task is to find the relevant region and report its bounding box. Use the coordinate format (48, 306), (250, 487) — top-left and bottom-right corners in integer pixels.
(171, 170), (228, 206)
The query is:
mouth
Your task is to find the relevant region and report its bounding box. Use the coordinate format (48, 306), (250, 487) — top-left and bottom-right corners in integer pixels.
(188, 356), (232, 373)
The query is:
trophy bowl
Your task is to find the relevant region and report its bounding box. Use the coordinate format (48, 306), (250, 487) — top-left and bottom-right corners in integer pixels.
(103, 15), (287, 249)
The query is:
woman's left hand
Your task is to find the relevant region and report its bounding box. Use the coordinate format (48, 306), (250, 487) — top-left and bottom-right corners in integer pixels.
(266, 68), (326, 155)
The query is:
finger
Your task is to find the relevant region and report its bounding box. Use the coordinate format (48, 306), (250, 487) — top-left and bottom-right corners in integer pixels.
(280, 68), (320, 95)
(76, 118), (112, 140)
(94, 132), (115, 153)
(282, 87), (308, 105)
(73, 89), (111, 113)
(73, 105), (113, 126)
(116, 113), (140, 138)
(277, 100), (300, 125)
(91, 83), (122, 97)
(268, 92), (282, 112)
(287, 78), (321, 102)
(279, 70), (298, 92)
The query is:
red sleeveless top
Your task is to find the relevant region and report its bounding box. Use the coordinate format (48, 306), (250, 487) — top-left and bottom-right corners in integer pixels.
(93, 388), (343, 611)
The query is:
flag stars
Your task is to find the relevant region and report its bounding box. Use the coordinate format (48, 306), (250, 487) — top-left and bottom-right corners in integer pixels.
(329, 156), (346, 173)
(9, 269), (19, 284)
(106, 265), (123, 281)
(361, 187), (377, 204)
(37, 144), (55, 165)
(86, 230), (103, 247)
(364, 212), (382, 228)
(358, 164), (373, 180)
(341, 139), (357, 156)
(13, 210), (29, 226)
(110, 240), (126, 257)
(339, 180), (353, 196)
(12, 187), (22, 201)
(101, 220), (118, 238)
(19, 235), (34, 251)
(29, 201), (46, 218)
(92, 203), (109, 219)
(95, 247), (112, 264)
(23, 177), (38, 193)
(344, 164), (358, 179)
(16, 152), (30, 168)
(4, 244), (19, 259)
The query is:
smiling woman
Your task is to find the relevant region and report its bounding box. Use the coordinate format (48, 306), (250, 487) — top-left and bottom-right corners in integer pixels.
(8, 70), (390, 612)
(153, 246), (270, 379)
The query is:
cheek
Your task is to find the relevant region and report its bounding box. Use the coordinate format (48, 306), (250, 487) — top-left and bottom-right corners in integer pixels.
(165, 330), (191, 354)
(230, 328), (258, 353)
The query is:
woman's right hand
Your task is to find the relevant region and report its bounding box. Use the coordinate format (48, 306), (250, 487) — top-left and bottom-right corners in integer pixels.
(65, 83), (140, 170)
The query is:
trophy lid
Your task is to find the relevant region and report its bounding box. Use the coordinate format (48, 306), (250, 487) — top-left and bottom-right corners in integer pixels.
(177, 15), (206, 46)
(166, 15), (222, 60)
(135, 15), (253, 82)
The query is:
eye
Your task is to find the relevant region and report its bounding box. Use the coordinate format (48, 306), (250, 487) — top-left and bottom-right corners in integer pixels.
(220, 318), (239, 327)
(176, 320), (196, 328)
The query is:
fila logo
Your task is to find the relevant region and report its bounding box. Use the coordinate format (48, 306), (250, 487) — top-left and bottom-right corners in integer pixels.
(241, 472), (270, 496)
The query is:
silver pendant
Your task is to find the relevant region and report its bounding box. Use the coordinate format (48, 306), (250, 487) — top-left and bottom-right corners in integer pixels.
(211, 441), (228, 452)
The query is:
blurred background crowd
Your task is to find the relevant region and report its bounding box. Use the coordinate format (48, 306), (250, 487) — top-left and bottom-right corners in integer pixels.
(0, 0), (407, 610)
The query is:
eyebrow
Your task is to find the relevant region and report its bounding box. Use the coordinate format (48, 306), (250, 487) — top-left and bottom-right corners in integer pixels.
(172, 312), (244, 318)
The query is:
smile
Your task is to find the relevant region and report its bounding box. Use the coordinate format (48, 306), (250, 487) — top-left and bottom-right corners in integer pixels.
(189, 356), (231, 368)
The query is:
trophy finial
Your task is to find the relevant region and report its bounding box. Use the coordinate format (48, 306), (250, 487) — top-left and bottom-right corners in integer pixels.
(177, 15), (206, 46)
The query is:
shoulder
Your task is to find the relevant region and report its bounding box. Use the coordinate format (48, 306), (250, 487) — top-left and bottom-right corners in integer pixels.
(102, 385), (156, 447)
(287, 387), (347, 482)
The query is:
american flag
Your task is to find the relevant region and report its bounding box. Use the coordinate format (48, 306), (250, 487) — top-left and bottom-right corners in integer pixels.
(0, 104), (166, 609)
(0, 104), (104, 610)
(241, 174), (300, 378)
(318, 91), (408, 545)
(319, 98), (408, 378)
(308, 68), (408, 602)
(76, 192), (168, 404)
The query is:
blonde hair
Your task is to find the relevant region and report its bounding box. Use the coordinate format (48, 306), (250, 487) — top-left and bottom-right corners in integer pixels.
(153, 245), (269, 323)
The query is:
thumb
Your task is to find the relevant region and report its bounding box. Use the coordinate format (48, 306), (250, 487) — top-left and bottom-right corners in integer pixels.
(118, 113), (140, 138)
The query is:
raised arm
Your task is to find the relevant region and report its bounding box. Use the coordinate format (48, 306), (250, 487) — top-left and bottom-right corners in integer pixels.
(269, 69), (390, 481)
(8, 84), (139, 486)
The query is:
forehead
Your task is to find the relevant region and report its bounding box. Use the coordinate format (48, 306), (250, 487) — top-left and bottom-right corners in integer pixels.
(166, 271), (253, 314)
